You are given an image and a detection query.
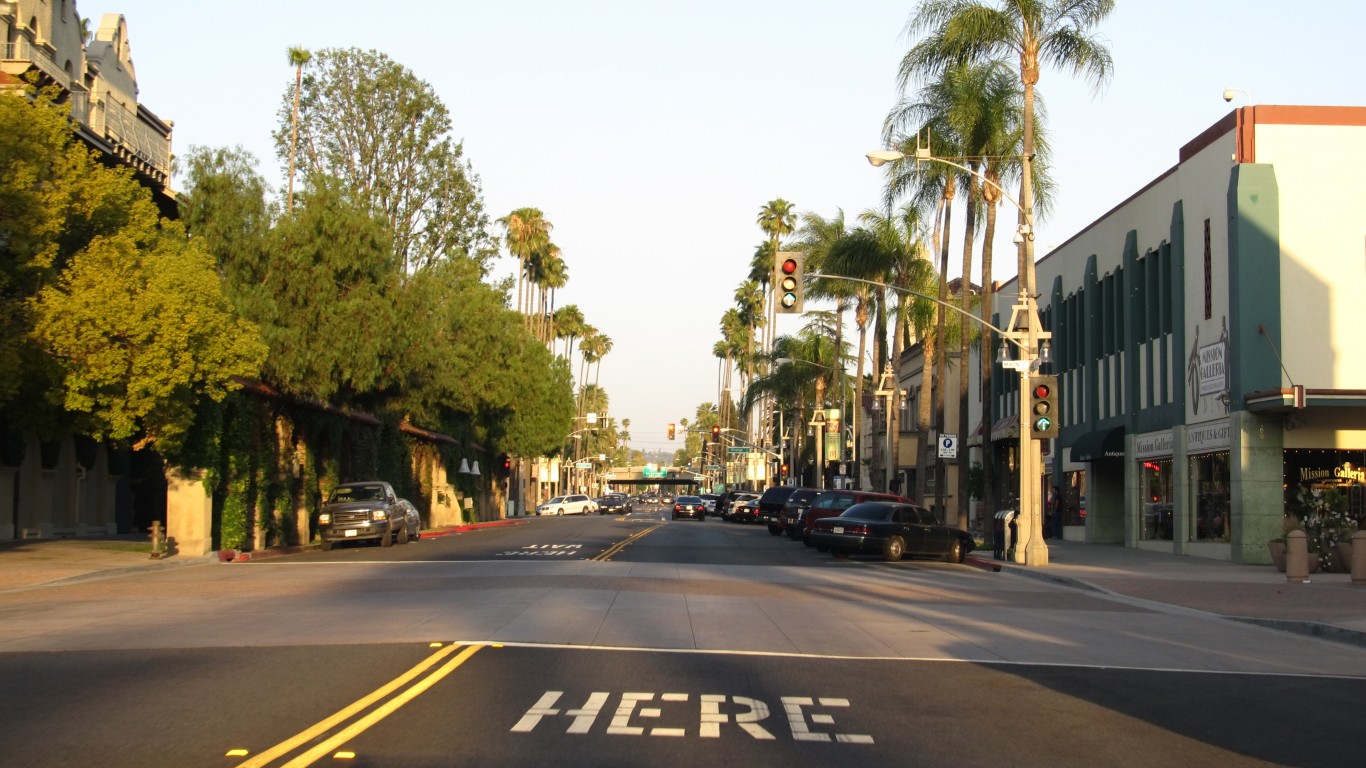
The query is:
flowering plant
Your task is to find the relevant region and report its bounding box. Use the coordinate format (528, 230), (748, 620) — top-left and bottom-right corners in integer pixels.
(1295, 487), (1357, 568)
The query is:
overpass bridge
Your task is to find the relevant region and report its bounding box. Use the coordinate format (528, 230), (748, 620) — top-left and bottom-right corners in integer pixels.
(599, 466), (707, 490)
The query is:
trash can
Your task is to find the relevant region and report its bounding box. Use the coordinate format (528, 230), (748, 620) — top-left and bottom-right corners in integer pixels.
(993, 510), (1017, 560)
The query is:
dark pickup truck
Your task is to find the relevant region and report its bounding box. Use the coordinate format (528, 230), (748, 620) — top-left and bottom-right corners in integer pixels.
(318, 481), (420, 550)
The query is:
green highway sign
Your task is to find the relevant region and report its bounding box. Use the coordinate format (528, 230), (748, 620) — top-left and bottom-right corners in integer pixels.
(705, 465), (721, 470)
(726, 446), (751, 454)
(642, 467), (666, 478)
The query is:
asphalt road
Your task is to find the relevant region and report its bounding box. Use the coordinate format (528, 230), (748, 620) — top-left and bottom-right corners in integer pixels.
(2, 504), (1365, 767)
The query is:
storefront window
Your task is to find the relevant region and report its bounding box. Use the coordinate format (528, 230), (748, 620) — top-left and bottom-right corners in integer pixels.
(1192, 452), (1230, 541)
(1284, 450), (1366, 567)
(1064, 470), (1086, 526)
(1140, 458), (1173, 540)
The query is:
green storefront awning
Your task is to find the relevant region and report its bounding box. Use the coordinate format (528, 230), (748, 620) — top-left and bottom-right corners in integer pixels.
(1070, 426), (1126, 462)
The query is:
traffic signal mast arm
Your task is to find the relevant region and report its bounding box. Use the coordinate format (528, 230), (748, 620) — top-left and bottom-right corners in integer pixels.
(714, 428), (782, 460)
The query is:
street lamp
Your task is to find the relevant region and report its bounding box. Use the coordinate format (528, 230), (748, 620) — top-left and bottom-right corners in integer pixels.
(867, 139), (1051, 566)
(871, 363), (906, 494)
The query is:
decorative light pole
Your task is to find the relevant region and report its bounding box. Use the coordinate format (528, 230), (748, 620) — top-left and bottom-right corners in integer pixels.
(868, 139), (1052, 565)
(872, 363), (905, 495)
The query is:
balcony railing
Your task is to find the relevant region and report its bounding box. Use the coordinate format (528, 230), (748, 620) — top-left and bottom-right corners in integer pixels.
(4, 39), (168, 184)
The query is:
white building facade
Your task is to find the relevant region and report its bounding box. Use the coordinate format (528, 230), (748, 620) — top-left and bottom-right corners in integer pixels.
(992, 105), (1366, 564)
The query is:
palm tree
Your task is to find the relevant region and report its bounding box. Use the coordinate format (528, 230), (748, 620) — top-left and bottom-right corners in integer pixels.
(530, 244), (566, 344)
(497, 208), (552, 319)
(862, 205), (938, 497)
(554, 304), (585, 362)
(286, 47), (312, 213)
(903, 0), (1112, 528)
(795, 209), (857, 458)
(904, 0), (1114, 296)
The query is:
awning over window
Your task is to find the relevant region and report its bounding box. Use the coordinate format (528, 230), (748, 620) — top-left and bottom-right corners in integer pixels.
(1070, 426), (1126, 462)
(990, 414), (1018, 441)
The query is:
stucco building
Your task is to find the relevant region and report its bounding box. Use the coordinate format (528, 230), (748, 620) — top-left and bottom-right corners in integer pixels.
(988, 104), (1366, 564)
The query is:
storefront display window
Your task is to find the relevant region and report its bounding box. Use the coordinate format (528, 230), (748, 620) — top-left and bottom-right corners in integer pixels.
(1192, 452), (1230, 541)
(1140, 458), (1173, 540)
(1064, 470), (1086, 526)
(1284, 450), (1366, 568)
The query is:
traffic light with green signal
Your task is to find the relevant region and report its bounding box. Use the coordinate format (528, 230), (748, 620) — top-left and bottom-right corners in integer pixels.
(774, 252), (804, 314)
(1028, 375), (1059, 439)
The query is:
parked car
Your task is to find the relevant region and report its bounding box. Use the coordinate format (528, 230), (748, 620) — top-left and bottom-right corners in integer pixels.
(715, 490), (755, 520)
(598, 494), (633, 515)
(699, 494), (720, 515)
(801, 489), (911, 544)
(728, 494), (762, 523)
(809, 501), (975, 563)
(756, 485), (799, 535)
(672, 495), (706, 520)
(779, 487), (821, 539)
(536, 494), (597, 516)
(318, 481), (420, 550)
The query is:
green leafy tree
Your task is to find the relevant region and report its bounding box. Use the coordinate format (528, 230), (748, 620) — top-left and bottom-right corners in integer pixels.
(33, 222), (265, 452)
(2, 89), (263, 449)
(275, 47), (494, 273)
(264, 182), (402, 406)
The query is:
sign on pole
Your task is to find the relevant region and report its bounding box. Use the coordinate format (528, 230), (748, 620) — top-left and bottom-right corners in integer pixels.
(938, 434), (958, 459)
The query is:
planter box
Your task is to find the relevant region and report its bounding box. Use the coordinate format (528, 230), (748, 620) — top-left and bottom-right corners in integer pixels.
(1268, 541), (1286, 572)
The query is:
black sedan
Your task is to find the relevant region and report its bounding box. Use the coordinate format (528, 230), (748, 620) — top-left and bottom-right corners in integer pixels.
(671, 495), (706, 520)
(808, 501), (975, 563)
(597, 494), (633, 515)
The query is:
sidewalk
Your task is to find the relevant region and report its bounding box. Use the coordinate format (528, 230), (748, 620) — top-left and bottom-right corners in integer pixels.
(0, 519), (529, 592)
(4, 529), (1365, 648)
(968, 539), (1366, 648)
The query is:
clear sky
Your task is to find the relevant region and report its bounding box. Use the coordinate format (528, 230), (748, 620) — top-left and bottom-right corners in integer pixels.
(85, 0), (1364, 452)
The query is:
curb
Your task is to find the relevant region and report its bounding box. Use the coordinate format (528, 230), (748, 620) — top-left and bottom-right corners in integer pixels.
(219, 518), (531, 560)
(0, 553), (217, 593)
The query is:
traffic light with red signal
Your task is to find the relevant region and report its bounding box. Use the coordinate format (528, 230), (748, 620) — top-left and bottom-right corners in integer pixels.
(667, 423), (676, 440)
(1028, 375), (1059, 439)
(711, 424), (721, 442)
(774, 252), (804, 314)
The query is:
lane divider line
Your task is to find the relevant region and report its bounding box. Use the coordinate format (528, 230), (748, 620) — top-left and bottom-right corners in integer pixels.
(234, 643), (469, 767)
(280, 644), (484, 767)
(592, 524), (662, 561)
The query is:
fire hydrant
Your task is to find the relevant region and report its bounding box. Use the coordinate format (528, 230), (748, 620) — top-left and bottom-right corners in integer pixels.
(149, 520), (166, 560)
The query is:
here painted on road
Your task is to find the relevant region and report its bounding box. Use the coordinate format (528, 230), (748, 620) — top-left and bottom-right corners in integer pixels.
(497, 544), (584, 557)
(511, 690), (873, 743)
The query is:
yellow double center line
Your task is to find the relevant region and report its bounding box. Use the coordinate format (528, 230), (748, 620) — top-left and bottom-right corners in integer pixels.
(592, 523), (663, 561)
(235, 643), (484, 767)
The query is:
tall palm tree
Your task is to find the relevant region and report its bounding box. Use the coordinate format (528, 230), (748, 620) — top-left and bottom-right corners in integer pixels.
(903, 0), (1112, 529)
(904, 0), (1114, 295)
(286, 47), (312, 213)
(795, 209), (858, 461)
(863, 205), (937, 497)
(553, 304), (585, 362)
(497, 208), (552, 319)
